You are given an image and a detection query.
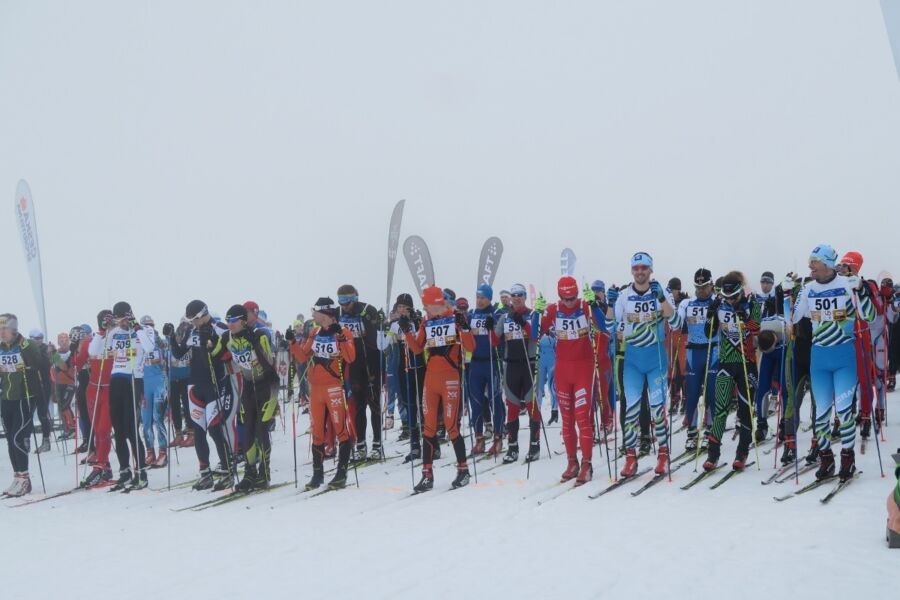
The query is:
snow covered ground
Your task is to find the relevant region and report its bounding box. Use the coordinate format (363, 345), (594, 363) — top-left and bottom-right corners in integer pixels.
(3, 397), (897, 600)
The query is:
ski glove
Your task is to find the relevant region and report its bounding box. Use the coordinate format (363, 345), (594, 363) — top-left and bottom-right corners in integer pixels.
(398, 316), (411, 333)
(511, 311), (526, 326)
(649, 280), (665, 302)
(582, 284), (595, 303)
(326, 323), (342, 336)
(534, 294), (547, 312)
(162, 323), (175, 337)
(483, 315), (495, 331)
(606, 287), (619, 305)
(285, 327), (295, 342)
(455, 312), (470, 331)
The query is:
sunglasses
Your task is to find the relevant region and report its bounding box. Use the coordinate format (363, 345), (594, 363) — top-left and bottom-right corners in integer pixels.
(721, 284), (742, 298)
(510, 292), (526, 298)
(337, 296), (357, 305)
(226, 316), (244, 324)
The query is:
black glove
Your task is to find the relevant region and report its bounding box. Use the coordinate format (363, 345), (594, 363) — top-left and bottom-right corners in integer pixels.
(398, 315), (411, 333)
(708, 298), (722, 315)
(454, 311), (469, 331)
(511, 311), (525, 326)
(162, 323), (175, 337)
(69, 341), (79, 353)
(198, 323), (216, 347)
(285, 327), (295, 341)
(327, 323), (342, 336)
(484, 315), (495, 331)
(735, 307), (750, 323)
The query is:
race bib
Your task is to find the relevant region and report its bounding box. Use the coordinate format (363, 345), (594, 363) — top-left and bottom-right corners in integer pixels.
(717, 308), (738, 332)
(555, 314), (588, 340)
(809, 295), (849, 323)
(625, 298), (658, 324)
(339, 316), (365, 339)
(503, 319), (524, 341)
(187, 332), (201, 347)
(470, 315), (488, 336)
(425, 317), (457, 348)
(312, 335), (340, 359)
(231, 347), (256, 370)
(0, 350), (23, 373)
(686, 305), (707, 325)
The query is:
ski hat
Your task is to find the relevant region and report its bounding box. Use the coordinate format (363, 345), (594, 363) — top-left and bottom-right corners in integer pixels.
(721, 273), (744, 298)
(28, 328), (43, 339)
(499, 289), (511, 297)
(694, 268), (713, 286)
(140, 315), (154, 326)
(226, 304), (248, 323)
(443, 288), (456, 303)
(878, 270), (894, 285)
(80, 324), (92, 335)
(510, 283), (527, 296)
(422, 286), (445, 306)
(395, 293), (415, 309)
(337, 284), (358, 303)
(667, 277), (682, 291)
(259, 310), (268, 323)
(0, 314), (18, 330)
(242, 300), (260, 313)
(760, 271), (775, 284)
(313, 297), (338, 317)
(809, 244), (837, 269)
(557, 276), (578, 299)
(476, 283), (493, 300)
(631, 252), (653, 268)
(112, 301), (133, 319)
(590, 280), (606, 292)
(456, 298), (470, 310)
(838, 251), (863, 273)
(185, 300), (209, 321)
(96, 309), (112, 330)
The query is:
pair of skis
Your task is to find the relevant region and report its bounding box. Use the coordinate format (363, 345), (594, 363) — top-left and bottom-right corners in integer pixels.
(773, 471), (862, 503)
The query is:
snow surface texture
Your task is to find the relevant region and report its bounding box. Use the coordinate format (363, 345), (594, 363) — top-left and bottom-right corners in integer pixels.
(2, 393), (896, 600)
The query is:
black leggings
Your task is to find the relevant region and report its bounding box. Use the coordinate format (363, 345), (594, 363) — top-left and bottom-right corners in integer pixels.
(76, 371), (94, 449)
(169, 378), (189, 432)
(350, 360), (383, 444)
(1, 396), (31, 472)
(109, 377), (146, 473)
(240, 380), (273, 467)
(399, 361), (425, 447)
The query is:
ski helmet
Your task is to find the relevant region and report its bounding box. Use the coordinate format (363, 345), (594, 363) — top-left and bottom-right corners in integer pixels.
(112, 301), (133, 319)
(96, 309), (112, 330)
(694, 268), (713, 287)
(590, 280), (606, 292)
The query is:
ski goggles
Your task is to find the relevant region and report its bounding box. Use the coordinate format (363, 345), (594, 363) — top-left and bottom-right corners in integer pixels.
(225, 315), (245, 324)
(694, 278), (713, 288)
(510, 291), (527, 298)
(721, 282), (743, 298)
(337, 295), (358, 305)
(186, 306), (209, 321)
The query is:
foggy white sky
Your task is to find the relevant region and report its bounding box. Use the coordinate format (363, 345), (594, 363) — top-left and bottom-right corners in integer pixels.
(1, 1), (898, 336)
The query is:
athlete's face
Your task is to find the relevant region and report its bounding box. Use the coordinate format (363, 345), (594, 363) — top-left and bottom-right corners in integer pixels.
(632, 266), (651, 286)
(500, 294), (511, 306)
(510, 294), (526, 310)
(424, 304), (445, 318)
(808, 259), (832, 282)
(313, 312), (334, 328)
(226, 318), (246, 335)
(695, 284), (713, 300)
(475, 295), (491, 310)
(246, 311), (258, 327)
(593, 290), (606, 304)
(0, 327), (15, 344)
(760, 281), (773, 294)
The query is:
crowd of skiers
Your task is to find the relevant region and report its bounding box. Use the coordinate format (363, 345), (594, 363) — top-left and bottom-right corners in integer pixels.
(2, 246), (900, 525)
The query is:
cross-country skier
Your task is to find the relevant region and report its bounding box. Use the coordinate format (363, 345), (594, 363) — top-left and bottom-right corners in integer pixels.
(288, 298), (356, 490)
(388, 294), (425, 462)
(139, 315), (168, 468)
(403, 286), (475, 492)
(788, 245), (875, 481)
(606, 252), (681, 478)
(467, 284), (504, 456)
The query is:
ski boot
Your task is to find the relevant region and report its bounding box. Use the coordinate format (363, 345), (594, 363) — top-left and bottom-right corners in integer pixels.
(403, 443), (421, 464)
(685, 429), (698, 451)
(451, 467), (471, 489)
(369, 442), (384, 461)
(471, 435), (485, 456)
(780, 437), (797, 466)
(235, 464), (258, 493)
(574, 460), (593, 487)
(703, 439), (721, 472)
(82, 466), (112, 488)
(35, 436), (50, 454)
(816, 449), (835, 481)
(562, 457), (580, 482)
(654, 447), (669, 475)
(548, 409), (559, 425)
(620, 449), (638, 478)
(125, 470), (148, 492)
(110, 469), (133, 492)
(805, 441), (819, 466)
(4, 472), (31, 497)
(413, 468), (434, 493)
(502, 442), (519, 464)
(639, 435), (652, 457)
(192, 469), (215, 491)
(838, 448), (856, 482)
(398, 425), (410, 441)
(305, 468), (325, 491)
(524, 441), (541, 463)
(486, 434), (503, 457)
(732, 450), (749, 470)
(214, 473), (235, 491)
(328, 440), (352, 489)
(755, 422), (768, 444)
(353, 443), (367, 463)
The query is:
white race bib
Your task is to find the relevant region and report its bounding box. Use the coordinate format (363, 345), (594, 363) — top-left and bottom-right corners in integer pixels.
(555, 314), (588, 341)
(425, 317), (457, 348)
(0, 351), (23, 373)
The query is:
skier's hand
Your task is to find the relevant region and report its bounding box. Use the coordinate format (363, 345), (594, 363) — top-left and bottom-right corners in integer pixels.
(845, 275), (861, 292)
(162, 323), (175, 337)
(781, 273), (797, 292)
(69, 341), (79, 354)
(455, 311), (470, 331)
(649, 280), (665, 302)
(582, 284), (595, 303)
(483, 315), (495, 331)
(511, 311), (526, 326)
(398, 315), (411, 333)
(534, 294), (547, 312)
(606, 287), (619, 305)
(327, 323), (342, 336)
(285, 327), (295, 342)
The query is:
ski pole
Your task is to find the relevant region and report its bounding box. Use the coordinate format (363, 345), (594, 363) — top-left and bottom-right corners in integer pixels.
(335, 354), (359, 488)
(655, 318), (672, 481)
(461, 340), (478, 484)
(403, 341), (415, 488)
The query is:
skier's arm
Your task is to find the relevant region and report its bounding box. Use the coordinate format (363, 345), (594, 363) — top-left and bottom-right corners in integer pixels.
(404, 324), (426, 355)
(339, 327), (357, 363)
